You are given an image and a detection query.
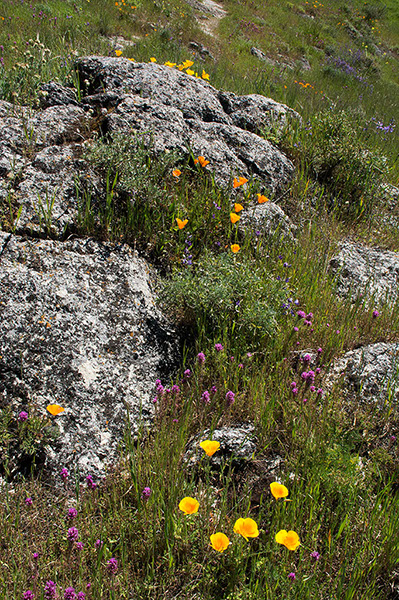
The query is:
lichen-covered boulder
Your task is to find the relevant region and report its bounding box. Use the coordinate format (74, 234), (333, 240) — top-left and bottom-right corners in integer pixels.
(0, 232), (179, 479)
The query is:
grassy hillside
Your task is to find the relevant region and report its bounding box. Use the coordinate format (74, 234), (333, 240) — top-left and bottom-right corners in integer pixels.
(0, 1), (399, 599)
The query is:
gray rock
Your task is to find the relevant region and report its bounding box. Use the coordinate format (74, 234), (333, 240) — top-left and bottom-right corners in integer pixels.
(381, 183), (399, 210)
(329, 242), (399, 303)
(186, 424), (256, 468)
(238, 201), (297, 241)
(326, 343), (399, 405)
(0, 232), (179, 479)
(77, 57), (295, 191)
(39, 82), (79, 108)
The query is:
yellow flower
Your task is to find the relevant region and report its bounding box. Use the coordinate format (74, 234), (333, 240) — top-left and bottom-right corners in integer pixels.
(199, 440), (220, 457)
(115, 50), (123, 57)
(47, 404), (65, 416)
(257, 194), (269, 203)
(234, 203), (244, 212)
(172, 169), (181, 178)
(164, 61), (176, 67)
(128, 58), (135, 62)
(233, 518), (259, 541)
(186, 69), (194, 76)
(194, 156), (210, 167)
(179, 497), (199, 514)
(230, 212), (240, 224)
(210, 532), (230, 552)
(150, 57), (157, 63)
(182, 60), (194, 68)
(233, 176), (248, 188)
(231, 244), (240, 253)
(270, 482), (289, 499)
(176, 218), (188, 229)
(177, 64), (185, 70)
(202, 70), (210, 80)
(275, 530), (300, 551)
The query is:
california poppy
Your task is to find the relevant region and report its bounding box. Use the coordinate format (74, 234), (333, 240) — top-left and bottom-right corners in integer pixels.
(186, 69), (194, 76)
(234, 518), (259, 541)
(164, 61), (176, 67)
(202, 70), (210, 80)
(182, 60), (194, 68)
(230, 213), (240, 224)
(231, 244), (240, 253)
(257, 193), (269, 204)
(194, 156), (210, 167)
(176, 218), (188, 229)
(172, 169), (181, 178)
(179, 497), (199, 515)
(234, 203), (244, 212)
(115, 50), (123, 57)
(210, 532), (230, 552)
(275, 530), (300, 551)
(47, 404), (65, 416)
(150, 57), (157, 63)
(199, 440), (220, 457)
(233, 176), (248, 188)
(270, 482), (289, 499)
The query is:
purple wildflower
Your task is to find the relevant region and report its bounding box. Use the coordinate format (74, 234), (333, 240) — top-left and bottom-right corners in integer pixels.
(288, 572), (296, 581)
(201, 390), (210, 404)
(107, 557), (118, 575)
(390, 435), (396, 442)
(23, 591), (35, 600)
(372, 310), (379, 318)
(183, 369), (191, 378)
(317, 388), (323, 395)
(238, 363), (244, 369)
(310, 385), (316, 393)
(197, 352), (205, 365)
(18, 411), (29, 422)
(44, 580), (57, 600)
(297, 310), (306, 319)
(141, 487), (151, 500)
(310, 550), (320, 561)
(77, 594), (86, 600)
(211, 385), (217, 394)
(171, 384), (180, 395)
(60, 467), (69, 480)
(86, 475), (96, 490)
(294, 326), (299, 332)
(226, 391), (235, 406)
(64, 587), (77, 600)
(290, 382), (297, 388)
(95, 539), (103, 550)
(303, 354), (311, 362)
(67, 507), (77, 520)
(25, 497), (33, 506)
(76, 542), (84, 551)
(214, 343), (224, 352)
(33, 552), (39, 560)
(67, 527), (79, 543)
(292, 388), (298, 395)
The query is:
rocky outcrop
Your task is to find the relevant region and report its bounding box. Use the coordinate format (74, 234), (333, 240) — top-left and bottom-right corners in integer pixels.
(238, 201), (297, 242)
(326, 343), (399, 405)
(0, 57), (298, 238)
(0, 232), (179, 479)
(186, 424), (257, 468)
(329, 242), (399, 303)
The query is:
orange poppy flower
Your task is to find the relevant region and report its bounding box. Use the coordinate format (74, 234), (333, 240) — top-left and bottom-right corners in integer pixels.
(150, 57), (157, 63)
(172, 169), (181, 178)
(182, 60), (194, 68)
(202, 70), (210, 80)
(164, 61), (176, 67)
(115, 50), (123, 57)
(234, 203), (244, 212)
(270, 482), (289, 499)
(231, 244), (240, 253)
(234, 518), (259, 541)
(210, 532), (230, 552)
(47, 404), (65, 416)
(179, 497), (199, 515)
(194, 156), (210, 167)
(186, 69), (194, 76)
(233, 177), (248, 188)
(230, 213), (240, 224)
(275, 530), (300, 551)
(199, 440), (220, 457)
(257, 194), (269, 204)
(176, 218), (188, 229)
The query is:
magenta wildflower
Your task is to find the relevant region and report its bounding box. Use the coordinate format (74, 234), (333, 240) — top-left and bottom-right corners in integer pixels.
(23, 591), (35, 600)
(211, 385), (217, 394)
(303, 354), (311, 362)
(372, 310), (380, 318)
(310, 551), (320, 561)
(214, 343), (224, 352)
(317, 388), (323, 395)
(292, 388), (298, 395)
(141, 486), (151, 500)
(171, 384), (180, 394)
(290, 382), (297, 388)
(60, 467), (69, 480)
(33, 552), (39, 560)
(67, 527), (79, 542)
(225, 391), (235, 406)
(67, 507), (77, 520)
(201, 390), (210, 404)
(183, 369), (191, 378)
(44, 580), (56, 600)
(390, 435), (396, 442)
(107, 557), (118, 575)
(18, 411), (28, 422)
(64, 587), (77, 600)
(288, 572), (296, 581)
(316, 367), (321, 374)
(294, 326), (299, 332)
(77, 594), (86, 600)
(297, 310), (306, 319)
(95, 539), (103, 550)
(25, 497), (33, 506)
(76, 542), (84, 551)
(197, 352), (205, 365)
(310, 385), (316, 392)
(86, 475), (96, 490)
(317, 347), (322, 353)
(238, 363), (244, 368)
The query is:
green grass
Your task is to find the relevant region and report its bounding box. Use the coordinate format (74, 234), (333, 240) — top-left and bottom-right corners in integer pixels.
(0, 0), (399, 598)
